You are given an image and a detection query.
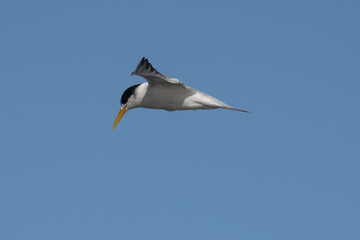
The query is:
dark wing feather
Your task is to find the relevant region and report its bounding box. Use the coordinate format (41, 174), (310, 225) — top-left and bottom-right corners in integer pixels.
(131, 57), (184, 86)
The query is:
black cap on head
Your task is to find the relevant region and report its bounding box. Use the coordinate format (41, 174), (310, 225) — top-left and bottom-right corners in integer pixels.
(121, 84), (140, 105)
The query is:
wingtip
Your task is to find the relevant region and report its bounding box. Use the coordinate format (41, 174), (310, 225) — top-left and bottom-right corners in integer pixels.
(237, 109), (251, 113)
(226, 106), (251, 113)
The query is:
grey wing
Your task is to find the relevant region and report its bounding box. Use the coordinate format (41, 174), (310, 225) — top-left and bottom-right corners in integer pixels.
(131, 57), (184, 86)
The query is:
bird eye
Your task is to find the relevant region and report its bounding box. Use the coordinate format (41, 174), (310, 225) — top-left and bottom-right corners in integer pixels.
(121, 84), (140, 105)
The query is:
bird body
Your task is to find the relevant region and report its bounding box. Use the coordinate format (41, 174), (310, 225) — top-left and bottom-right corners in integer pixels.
(113, 57), (249, 129)
(127, 82), (239, 111)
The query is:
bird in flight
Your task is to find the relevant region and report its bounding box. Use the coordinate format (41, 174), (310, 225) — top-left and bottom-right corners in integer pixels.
(113, 57), (249, 129)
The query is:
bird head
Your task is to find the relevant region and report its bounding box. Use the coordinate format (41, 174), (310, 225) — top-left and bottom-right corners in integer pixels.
(112, 84), (140, 130)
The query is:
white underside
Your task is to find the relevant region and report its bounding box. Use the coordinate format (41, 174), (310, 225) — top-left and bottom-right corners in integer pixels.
(127, 82), (241, 111)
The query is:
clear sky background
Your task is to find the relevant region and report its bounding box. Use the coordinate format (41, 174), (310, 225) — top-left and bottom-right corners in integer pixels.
(0, 0), (359, 239)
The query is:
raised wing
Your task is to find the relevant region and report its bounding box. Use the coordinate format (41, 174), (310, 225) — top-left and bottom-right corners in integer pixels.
(131, 57), (184, 86)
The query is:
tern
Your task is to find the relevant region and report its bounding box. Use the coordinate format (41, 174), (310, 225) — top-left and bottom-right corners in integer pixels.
(113, 57), (249, 129)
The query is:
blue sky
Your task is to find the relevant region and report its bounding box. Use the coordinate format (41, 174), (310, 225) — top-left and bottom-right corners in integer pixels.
(0, 0), (359, 239)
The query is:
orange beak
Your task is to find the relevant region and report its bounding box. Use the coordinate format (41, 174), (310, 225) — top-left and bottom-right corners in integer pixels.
(112, 105), (127, 130)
